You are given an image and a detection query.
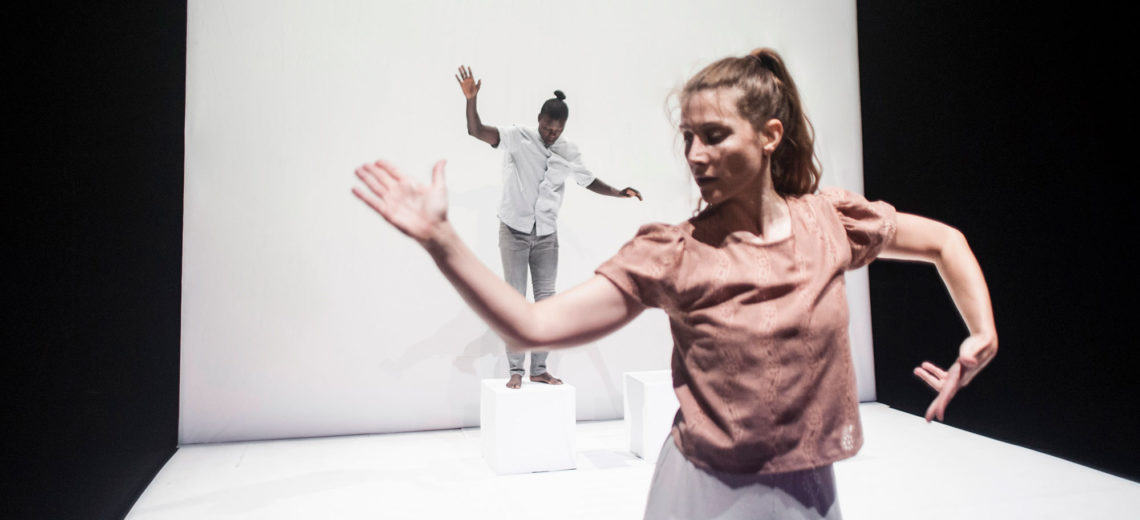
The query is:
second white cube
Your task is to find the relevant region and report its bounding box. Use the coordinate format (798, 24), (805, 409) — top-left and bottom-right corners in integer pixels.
(624, 370), (680, 462)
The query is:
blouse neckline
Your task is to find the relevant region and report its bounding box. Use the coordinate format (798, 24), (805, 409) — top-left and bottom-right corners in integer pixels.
(685, 196), (798, 248)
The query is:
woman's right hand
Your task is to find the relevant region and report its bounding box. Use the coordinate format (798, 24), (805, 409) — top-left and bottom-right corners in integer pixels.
(353, 159), (449, 245)
(455, 65), (481, 99)
(914, 332), (997, 422)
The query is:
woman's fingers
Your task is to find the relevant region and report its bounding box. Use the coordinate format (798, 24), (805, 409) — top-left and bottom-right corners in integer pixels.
(913, 361), (949, 391)
(354, 166), (382, 195)
(354, 158), (451, 243)
(921, 361), (947, 379)
(925, 363), (963, 422)
(355, 164), (394, 200)
(925, 396), (946, 422)
(925, 385), (953, 422)
(916, 361), (964, 422)
(352, 186), (390, 219)
(372, 159), (410, 184)
(917, 337), (991, 423)
(363, 161), (398, 189)
(924, 399), (940, 422)
(914, 365), (943, 391)
(431, 159), (447, 188)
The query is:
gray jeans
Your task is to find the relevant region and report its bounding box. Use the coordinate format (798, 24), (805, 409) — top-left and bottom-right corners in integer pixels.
(498, 222), (558, 376)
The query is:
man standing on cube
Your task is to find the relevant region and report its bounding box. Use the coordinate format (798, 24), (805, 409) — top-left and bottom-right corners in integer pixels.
(455, 65), (642, 389)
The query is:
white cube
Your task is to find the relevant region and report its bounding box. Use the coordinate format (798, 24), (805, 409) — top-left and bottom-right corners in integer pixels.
(480, 379), (576, 475)
(624, 370), (679, 462)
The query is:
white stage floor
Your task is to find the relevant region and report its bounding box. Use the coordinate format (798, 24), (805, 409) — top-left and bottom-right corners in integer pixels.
(128, 403), (1140, 519)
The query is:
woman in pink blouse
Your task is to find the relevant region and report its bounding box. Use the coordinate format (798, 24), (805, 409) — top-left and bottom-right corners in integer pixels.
(353, 48), (996, 519)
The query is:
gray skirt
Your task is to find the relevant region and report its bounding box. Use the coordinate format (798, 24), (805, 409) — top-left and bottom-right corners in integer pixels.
(643, 434), (842, 520)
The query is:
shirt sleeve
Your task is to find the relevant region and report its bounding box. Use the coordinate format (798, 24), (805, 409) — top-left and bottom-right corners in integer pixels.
(551, 141), (597, 187)
(496, 126), (522, 151)
(595, 223), (684, 309)
(820, 187), (898, 270)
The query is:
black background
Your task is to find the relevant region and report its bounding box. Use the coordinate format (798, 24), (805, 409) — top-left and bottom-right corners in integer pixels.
(7, 2), (1137, 519)
(8, 3), (185, 519)
(859, 2), (1139, 482)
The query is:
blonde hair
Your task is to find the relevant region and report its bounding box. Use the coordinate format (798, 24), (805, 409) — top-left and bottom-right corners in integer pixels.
(682, 48), (821, 196)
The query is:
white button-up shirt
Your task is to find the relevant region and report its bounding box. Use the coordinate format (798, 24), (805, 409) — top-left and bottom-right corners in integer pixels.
(496, 125), (596, 236)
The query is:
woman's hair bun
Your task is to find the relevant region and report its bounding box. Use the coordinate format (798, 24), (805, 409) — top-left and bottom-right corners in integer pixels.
(553, 90), (566, 100)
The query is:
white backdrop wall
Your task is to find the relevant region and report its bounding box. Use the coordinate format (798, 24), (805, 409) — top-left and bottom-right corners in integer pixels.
(180, 0), (873, 444)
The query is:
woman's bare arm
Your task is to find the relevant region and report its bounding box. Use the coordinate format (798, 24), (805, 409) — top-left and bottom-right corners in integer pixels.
(352, 159), (643, 348)
(880, 212), (998, 422)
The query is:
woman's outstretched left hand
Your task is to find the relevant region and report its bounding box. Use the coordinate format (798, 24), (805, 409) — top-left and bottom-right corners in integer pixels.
(914, 332), (997, 422)
(353, 159), (449, 245)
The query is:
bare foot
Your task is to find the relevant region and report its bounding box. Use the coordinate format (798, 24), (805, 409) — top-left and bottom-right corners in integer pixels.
(506, 374), (522, 389)
(529, 372), (563, 385)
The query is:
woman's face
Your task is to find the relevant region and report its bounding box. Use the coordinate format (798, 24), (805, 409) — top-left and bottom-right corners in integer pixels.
(680, 88), (769, 206)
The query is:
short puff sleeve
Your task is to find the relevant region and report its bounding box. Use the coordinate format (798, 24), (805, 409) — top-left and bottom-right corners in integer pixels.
(820, 188), (898, 269)
(595, 223), (685, 310)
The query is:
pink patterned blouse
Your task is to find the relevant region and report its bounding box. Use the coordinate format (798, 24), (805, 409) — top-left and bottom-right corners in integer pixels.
(596, 188), (898, 474)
